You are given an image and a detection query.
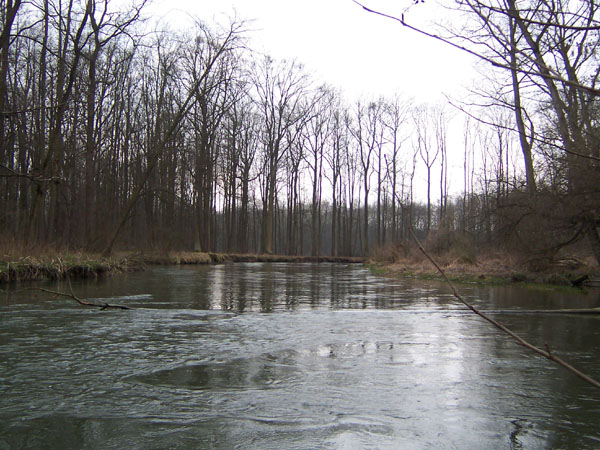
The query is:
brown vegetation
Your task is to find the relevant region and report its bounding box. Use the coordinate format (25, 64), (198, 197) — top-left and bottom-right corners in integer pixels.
(371, 240), (599, 287)
(0, 254), (140, 283)
(0, 243), (364, 284)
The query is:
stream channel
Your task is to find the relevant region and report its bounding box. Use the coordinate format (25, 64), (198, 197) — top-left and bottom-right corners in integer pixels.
(1, 262), (600, 449)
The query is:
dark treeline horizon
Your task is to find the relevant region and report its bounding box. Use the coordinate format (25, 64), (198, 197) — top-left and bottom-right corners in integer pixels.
(0, 0), (598, 264)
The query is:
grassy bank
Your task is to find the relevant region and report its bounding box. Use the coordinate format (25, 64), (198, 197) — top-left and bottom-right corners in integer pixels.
(0, 249), (364, 284)
(3, 244), (595, 289)
(369, 250), (600, 288)
(124, 251), (364, 265)
(0, 254), (141, 283)
(206, 253), (365, 264)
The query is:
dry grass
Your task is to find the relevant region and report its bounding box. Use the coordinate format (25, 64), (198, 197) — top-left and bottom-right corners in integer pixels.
(1, 243), (364, 284)
(4, 240), (594, 287)
(372, 245), (599, 286)
(120, 251), (212, 265)
(0, 244), (141, 283)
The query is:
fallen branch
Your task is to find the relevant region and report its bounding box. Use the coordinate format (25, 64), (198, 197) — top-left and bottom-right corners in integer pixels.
(30, 286), (131, 310)
(406, 225), (600, 389)
(20, 277), (131, 310)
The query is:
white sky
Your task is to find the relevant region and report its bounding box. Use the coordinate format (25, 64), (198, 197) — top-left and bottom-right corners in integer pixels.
(148, 0), (475, 103)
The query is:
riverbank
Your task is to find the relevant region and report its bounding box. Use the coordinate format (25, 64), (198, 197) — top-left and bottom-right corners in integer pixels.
(5, 247), (596, 289)
(0, 254), (142, 283)
(136, 252), (365, 265)
(369, 252), (600, 288)
(121, 252), (365, 265)
(0, 251), (364, 283)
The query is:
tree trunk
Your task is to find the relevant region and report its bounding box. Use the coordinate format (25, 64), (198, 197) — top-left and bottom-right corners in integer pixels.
(509, 16), (536, 196)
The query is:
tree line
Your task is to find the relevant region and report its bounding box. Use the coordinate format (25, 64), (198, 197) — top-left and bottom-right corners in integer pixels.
(0, 0), (598, 265)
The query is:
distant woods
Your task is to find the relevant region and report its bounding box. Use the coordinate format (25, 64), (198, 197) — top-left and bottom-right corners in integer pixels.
(0, 0), (598, 264)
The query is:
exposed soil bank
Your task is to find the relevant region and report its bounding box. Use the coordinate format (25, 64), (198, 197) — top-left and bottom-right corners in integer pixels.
(0, 252), (364, 284)
(369, 255), (600, 288)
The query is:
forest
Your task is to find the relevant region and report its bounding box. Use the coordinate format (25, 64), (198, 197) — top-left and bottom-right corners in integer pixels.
(0, 0), (598, 266)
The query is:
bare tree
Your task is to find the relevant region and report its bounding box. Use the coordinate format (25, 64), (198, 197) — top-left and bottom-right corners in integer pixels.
(351, 99), (385, 255)
(83, 0), (146, 246)
(433, 105), (449, 225)
(383, 95), (411, 244)
(324, 97), (349, 256)
(0, 0), (22, 161)
(188, 22), (241, 252)
(103, 19), (244, 256)
(252, 56), (310, 254)
(414, 104), (440, 235)
(24, 0), (93, 244)
(304, 86), (333, 256)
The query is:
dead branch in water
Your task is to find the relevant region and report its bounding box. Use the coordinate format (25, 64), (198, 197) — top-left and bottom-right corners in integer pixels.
(31, 287), (131, 310)
(19, 277), (131, 310)
(406, 225), (600, 389)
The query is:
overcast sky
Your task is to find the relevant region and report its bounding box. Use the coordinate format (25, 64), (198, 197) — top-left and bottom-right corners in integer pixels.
(148, 0), (475, 103)
(143, 0), (485, 199)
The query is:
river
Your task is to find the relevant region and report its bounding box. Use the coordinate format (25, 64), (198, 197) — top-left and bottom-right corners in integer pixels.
(1, 263), (599, 449)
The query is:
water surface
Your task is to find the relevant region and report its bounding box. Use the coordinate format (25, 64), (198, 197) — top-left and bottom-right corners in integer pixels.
(1, 263), (599, 449)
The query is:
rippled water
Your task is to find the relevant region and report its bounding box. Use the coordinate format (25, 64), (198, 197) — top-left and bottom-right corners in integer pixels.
(1, 263), (600, 449)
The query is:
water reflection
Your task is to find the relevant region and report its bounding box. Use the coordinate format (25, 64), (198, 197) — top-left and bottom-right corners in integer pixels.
(1, 263), (599, 449)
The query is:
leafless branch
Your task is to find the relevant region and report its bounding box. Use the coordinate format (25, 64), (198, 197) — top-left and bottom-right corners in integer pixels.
(472, 0), (600, 31)
(445, 97), (600, 163)
(0, 164), (65, 183)
(24, 277), (131, 310)
(350, 0), (600, 97)
(1, 103), (63, 116)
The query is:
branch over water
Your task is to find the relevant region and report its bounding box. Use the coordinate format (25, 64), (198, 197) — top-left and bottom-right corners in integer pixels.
(31, 286), (131, 310)
(407, 225), (600, 389)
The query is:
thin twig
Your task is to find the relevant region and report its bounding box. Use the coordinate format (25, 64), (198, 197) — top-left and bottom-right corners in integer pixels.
(445, 97), (600, 163)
